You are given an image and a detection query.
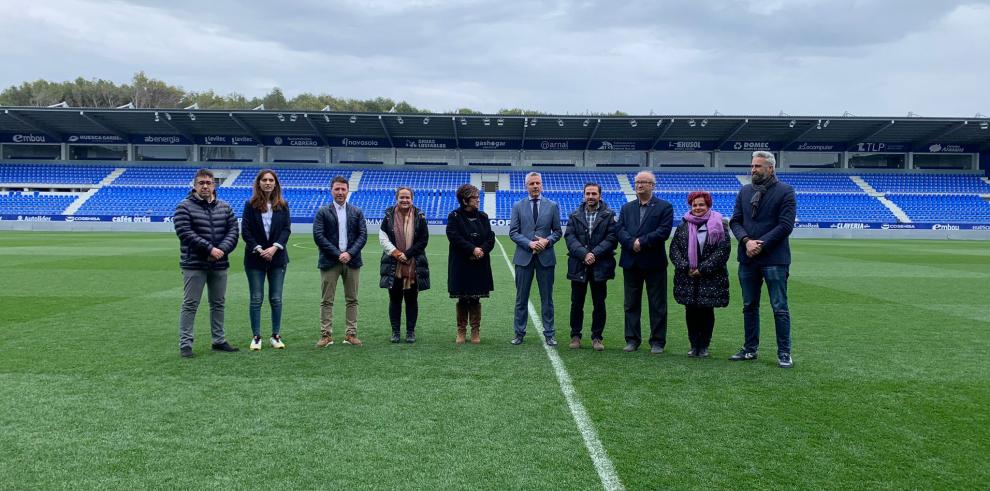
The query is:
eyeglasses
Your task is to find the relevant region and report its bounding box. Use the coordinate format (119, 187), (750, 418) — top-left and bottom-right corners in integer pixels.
(634, 181), (655, 185)
(196, 180), (214, 186)
(468, 195), (480, 200)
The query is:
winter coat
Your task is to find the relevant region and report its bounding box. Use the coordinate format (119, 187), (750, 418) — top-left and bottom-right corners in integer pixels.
(378, 206), (431, 291)
(241, 201), (291, 270)
(445, 206), (495, 297)
(313, 202), (367, 269)
(616, 196), (674, 271)
(173, 191), (239, 270)
(563, 201), (618, 283)
(729, 180), (796, 266)
(668, 219), (731, 308)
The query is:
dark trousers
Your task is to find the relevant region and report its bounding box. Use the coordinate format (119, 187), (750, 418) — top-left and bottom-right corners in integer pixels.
(684, 305), (715, 350)
(388, 282), (419, 334)
(513, 261), (555, 338)
(570, 278), (607, 340)
(622, 267), (667, 348)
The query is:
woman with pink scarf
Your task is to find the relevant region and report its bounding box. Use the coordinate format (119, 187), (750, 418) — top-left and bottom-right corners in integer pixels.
(668, 191), (731, 358)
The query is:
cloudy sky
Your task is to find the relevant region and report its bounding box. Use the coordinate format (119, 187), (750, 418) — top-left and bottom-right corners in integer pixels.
(2, 0), (988, 116)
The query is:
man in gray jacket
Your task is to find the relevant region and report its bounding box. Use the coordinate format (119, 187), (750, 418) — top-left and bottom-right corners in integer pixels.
(173, 168), (239, 358)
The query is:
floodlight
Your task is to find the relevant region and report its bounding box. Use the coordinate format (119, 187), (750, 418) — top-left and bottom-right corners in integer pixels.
(823, 120), (830, 128)
(530, 118), (537, 126)
(165, 112), (172, 121)
(349, 115), (357, 124)
(788, 120), (796, 128)
(496, 118), (504, 126)
(630, 120), (638, 127)
(277, 113), (285, 122)
(688, 119), (696, 127)
(154, 112), (160, 122)
(700, 119), (708, 127)
(656, 120), (662, 127)
(483, 118), (490, 126)
(557, 119), (564, 127)
(981, 122), (989, 130)
(816, 119), (822, 130)
(323, 115), (330, 123)
(461, 118), (467, 126)
(290, 114), (297, 122)
(583, 119), (590, 127)
(188, 113), (196, 121)
(397, 116), (404, 124)
(423, 117), (430, 125)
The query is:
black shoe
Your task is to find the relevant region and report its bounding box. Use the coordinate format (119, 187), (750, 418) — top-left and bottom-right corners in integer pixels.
(211, 342), (239, 353)
(729, 349), (757, 361)
(510, 335), (524, 345)
(179, 347), (194, 358)
(650, 344), (664, 355)
(545, 336), (558, 347)
(390, 332), (401, 343)
(778, 353), (794, 368)
(697, 348), (710, 358)
(405, 332), (416, 344)
(623, 342), (639, 352)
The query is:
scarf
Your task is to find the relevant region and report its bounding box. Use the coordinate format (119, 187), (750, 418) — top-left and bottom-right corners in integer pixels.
(393, 208), (416, 290)
(749, 173), (778, 218)
(683, 210), (725, 269)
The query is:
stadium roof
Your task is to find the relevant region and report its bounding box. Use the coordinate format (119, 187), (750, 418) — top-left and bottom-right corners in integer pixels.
(1, 107), (989, 152)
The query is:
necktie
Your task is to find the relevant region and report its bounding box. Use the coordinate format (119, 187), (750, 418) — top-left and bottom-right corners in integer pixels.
(531, 198), (539, 222)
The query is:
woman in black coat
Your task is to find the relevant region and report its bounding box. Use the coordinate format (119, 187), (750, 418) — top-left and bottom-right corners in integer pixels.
(668, 191), (731, 358)
(446, 184), (495, 344)
(379, 187), (430, 344)
(241, 169), (291, 351)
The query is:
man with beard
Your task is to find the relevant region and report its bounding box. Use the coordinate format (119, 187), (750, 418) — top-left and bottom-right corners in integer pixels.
(564, 183), (618, 351)
(729, 151), (797, 368)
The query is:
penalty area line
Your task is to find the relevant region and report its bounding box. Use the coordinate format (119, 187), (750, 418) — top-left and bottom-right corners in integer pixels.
(495, 238), (624, 491)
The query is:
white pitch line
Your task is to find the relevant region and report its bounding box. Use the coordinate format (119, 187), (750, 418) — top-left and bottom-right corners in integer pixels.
(496, 238), (624, 491)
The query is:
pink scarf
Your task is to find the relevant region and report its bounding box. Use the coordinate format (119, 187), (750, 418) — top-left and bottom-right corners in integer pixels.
(683, 210), (725, 269)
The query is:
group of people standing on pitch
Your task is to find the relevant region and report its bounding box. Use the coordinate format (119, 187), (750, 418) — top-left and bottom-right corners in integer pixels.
(173, 150), (796, 368)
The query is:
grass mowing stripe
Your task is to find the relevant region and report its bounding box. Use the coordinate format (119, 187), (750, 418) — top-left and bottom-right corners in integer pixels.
(495, 237), (625, 491)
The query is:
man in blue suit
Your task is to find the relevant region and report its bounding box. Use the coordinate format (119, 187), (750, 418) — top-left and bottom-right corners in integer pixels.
(509, 172), (562, 346)
(616, 171), (674, 353)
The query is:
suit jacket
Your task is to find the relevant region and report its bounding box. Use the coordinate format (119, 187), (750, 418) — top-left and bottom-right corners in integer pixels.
(241, 201), (291, 270)
(313, 202), (368, 269)
(509, 195), (562, 267)
(729, 180), (796, 266)
(616, 196), (674, 270)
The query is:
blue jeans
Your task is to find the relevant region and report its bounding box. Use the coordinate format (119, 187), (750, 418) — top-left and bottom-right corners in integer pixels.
(246, 266), (286, 337)
(738, 263), (791, 355)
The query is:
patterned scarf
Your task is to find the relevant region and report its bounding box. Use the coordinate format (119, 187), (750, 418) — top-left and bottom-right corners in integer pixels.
(749, 173), (778, 218)
(683, 210), (725, 269)
(393, 208), (416, 289)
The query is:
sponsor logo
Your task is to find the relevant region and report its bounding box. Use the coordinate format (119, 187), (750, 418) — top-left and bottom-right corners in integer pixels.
(540, 141), (569, 150)
(65, 216), (102, 222)
(111, 216), (151, 223)
(795, 143), (837, 151)
(829, 222), (869, 229)
(68, 135), (79, 142)
(17, 215), (52, 222)
(731, 141), (771, 151)
(880, 223), (916, 229)
(274, 137), (284, 145)
(144, 135), (182, 144)
(340, 138), (380, 147)
(68, 134), (125, 144)
(666, 141), (702, 150)
(490, 219), (512, 227)
(162, 216), (174, 223)
(931, 224), (960, 230)
(597, 141), (614, 151)
(366, 218), (383, 225)
(793, 223), (820, 229)
(405, 139), (447, 149)
(472, 140), (507, 149)
(287, 137), (318, 146)
(971, 225), (990, 230)
(927, 143), (966, 153)
(12, 134), (49, 143)
(928, 144), (942, 153)
(595, 140), (639, 151)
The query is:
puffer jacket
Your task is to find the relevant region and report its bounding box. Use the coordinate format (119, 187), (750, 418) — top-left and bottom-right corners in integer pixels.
(174, 190), (239, 270)
(378, 206), (430, 291)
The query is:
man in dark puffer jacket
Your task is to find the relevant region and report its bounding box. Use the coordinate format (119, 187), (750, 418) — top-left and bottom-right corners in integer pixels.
(173, 168), (240, 357)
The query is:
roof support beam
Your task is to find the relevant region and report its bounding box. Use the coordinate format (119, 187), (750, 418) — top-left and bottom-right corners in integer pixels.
(158, 112), (197, 142)
(912, 121), (967, 148)
(521, 117), (529, 146)
(584, 119), (601, 150)
(782, 121), (817, 149)
(79, 111), (128, 139)
(378, 115), (394, 148)
(4, 109), (64, 139)
(229, 113), (263, 143)
(716, 119), (749, 149)
(450, 116), (460, 149)
(846, 121), (895, 151)
(304, 114), (330, 147)
(650, 118), (675, 150)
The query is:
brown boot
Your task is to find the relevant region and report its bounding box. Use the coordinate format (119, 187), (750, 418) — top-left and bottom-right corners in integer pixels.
(455, 302), (468, 344)
(315, 334), (334, 347)
(469, 301), (481, 344)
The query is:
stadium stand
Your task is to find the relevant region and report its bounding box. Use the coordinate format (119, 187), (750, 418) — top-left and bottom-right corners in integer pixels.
(0, 164), (113, 185)
(859, 174), (990, 194)
(776, 173), (862, 192)
(629, 173), (741, 192)
(113, 167), (218, 186)
(792, 193), (897, 222)
(886, 194), (990, 223)
(360, 170), (469, 190)
(496, 190), (628, 221)
(351, 188), (479, 220)
(509, 172), (622, 192)
(229, 169), (352, 188)
(0, 192), (77, 214)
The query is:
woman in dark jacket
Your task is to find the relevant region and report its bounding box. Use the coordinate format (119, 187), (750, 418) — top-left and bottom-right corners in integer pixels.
(379, 187), (430, 344)
(241, 169), (291, 351)
(669, 190), (731, 358)
(446, 184), (495, 344)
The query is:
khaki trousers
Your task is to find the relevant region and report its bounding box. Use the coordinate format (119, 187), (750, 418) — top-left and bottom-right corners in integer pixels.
(320, 264), (360, 337)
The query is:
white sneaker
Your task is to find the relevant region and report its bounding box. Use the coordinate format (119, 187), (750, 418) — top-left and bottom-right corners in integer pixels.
(270, 335), (285, 349)
(249, 337), (262, 351)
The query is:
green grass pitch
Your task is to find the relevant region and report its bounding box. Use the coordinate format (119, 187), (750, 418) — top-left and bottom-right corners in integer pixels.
(1, 232), (987, 489)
